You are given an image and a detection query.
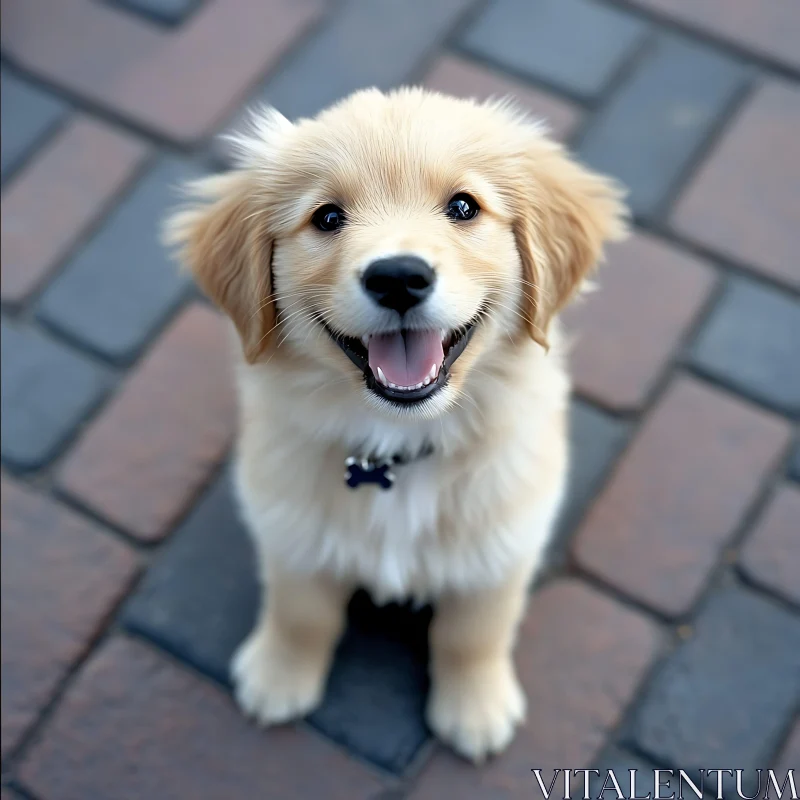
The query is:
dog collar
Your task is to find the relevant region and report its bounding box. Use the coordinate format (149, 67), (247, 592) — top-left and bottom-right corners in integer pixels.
(344, 443), (434, 490)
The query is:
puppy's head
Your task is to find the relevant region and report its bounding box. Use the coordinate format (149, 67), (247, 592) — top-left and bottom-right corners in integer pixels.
(165, 88), (626, 419)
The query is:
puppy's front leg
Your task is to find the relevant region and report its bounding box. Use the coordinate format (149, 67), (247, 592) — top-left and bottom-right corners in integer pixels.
(232, 567), (350, 726)
(427, 565), (532, 762)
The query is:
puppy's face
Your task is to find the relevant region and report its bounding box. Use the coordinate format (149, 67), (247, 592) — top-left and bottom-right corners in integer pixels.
(167, 89), (626, 419)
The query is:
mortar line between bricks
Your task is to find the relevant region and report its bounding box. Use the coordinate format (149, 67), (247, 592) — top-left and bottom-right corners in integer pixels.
(652, 75), (758, 223)
(448, 42), (597, 110)
(1, 151), (159, 320)
(3, 781), (43, 800)
(405, 0), (492, 88)
(31, 276), (197, 370)
(50, 445), (234, 554)
(630, 218), (800, 300)
(593, 0), (800, 83)
(0, 99), (71, 192)
(206, 0), (346, 144)
(109, 0), (210, 30)
(684, 362), (800, 423)
(0, 569), (143, 776)
(0, 54), (200, 153)
(570, 27), (660, 150)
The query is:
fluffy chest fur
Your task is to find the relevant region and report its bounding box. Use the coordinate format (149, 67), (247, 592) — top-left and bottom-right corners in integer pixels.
(233, 333), (570, 603)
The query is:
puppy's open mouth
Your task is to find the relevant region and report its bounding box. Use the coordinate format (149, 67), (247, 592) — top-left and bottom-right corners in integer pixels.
(326, 322), (478, 404)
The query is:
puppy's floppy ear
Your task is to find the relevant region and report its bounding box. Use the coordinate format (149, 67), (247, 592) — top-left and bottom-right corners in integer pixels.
(164, 172), (274, 363)
(163, 107), (291, 364)
(511, 137), (628, 348)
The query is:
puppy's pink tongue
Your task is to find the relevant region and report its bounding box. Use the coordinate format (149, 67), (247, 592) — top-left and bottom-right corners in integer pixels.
(368, 330), (444, 387)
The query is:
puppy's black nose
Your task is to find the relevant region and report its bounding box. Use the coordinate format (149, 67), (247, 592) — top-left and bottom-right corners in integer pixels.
(362, 256), (435, 315)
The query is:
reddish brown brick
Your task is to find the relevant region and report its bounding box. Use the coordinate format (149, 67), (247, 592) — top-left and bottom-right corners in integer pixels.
(574, 377), (791, 617)
(58, 305), (236, 541)
(20, 636), (383, 800)
(629, 0), (800, 71)
(1, 0), (324, 143)
(411, 580), (660, 798)
(0, 478), (138, 759)
(424, 54), (580, 141)
(563, 233), (718, 411)
(776, 720), (799, 775)
(1, 115), (148, 305)
(673, 81), (800, 290)
(740, 485), (800, 607)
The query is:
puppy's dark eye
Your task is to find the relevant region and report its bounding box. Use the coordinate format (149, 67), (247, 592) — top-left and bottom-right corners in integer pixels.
(312, 204), (346, 232)
(446, 193), (480, 221)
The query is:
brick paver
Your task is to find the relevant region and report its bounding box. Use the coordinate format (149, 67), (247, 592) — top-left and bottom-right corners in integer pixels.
(2, 0), (324, 143)
(224, 0), (474, 135)
(673, 80), (800, 289)
(1, 116), (149, 305)
(1, 478), (138, 759)
(628, 0), (800, 72)
(574, 378), (791, 617)
(776, 721), (800, 776)
(2, 0), (800, 794)
(740, 485), (800, 607)
(423, 55), (580, 142)
(1, 320), (111, 471)
(578, 34), (749, 219)
(563, 233), (717, 411)
(460, 0), (646, 102)
(410, 580), (660, 798)
(689, 277), (800, 417)
(0, 68), (67, 182)
(19, 636), (385, 800)
(58, 305), (236, 541)
(36, 157), (196, 364)
(114, 0), (202, 26)
(627, 586), (800, 795)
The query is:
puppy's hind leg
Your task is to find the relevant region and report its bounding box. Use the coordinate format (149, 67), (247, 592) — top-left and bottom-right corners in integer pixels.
(427, 564), (533, 763)
(232, 566), (351, 726)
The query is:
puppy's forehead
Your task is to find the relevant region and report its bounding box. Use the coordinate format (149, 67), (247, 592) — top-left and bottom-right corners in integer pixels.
(281, 89), (523, 209)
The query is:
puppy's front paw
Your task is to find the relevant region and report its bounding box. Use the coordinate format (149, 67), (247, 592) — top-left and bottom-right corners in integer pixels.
(231, 630), (327, 726)
(427, 658), (526, 763)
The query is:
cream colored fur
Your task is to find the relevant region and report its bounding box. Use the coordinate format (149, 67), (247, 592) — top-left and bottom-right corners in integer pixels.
(165, 87), (627, 762)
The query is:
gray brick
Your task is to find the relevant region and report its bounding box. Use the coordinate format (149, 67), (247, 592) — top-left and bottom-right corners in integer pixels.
(628, 585), (800, 794)
(578, 35), (750, 219)
(109, 0), (201, 26)
(35, 158), (195, 364)
(0, 321), (110, 470)
(123, 472), (432, 776)
(225, 0), (474, 128)
(688, 278), (800, 417)
(122, 473), (260, 685)
(557, 400), (629, 541)
(1, 69), (67, 182)
(789, 440), (800, 482)
(573, 748), (662, 800)
(460, 0), (646, 102)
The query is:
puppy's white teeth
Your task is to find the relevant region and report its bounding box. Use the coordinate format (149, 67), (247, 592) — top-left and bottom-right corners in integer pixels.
(389, 382), (397, 389)
(440, 329), (447, 342)
(415, 382), (423, 390)
(423, 377), (431, 386)
(429, 363), (438, 380)
(376, 366), (388, 386)
(361, 335), (370, 347)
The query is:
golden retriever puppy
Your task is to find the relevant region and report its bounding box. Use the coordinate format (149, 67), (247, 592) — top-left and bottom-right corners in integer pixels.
(164, 87), (626, 763)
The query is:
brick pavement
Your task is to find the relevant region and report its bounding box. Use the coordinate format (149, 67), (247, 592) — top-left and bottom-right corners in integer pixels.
(1, 0), (798, 797)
